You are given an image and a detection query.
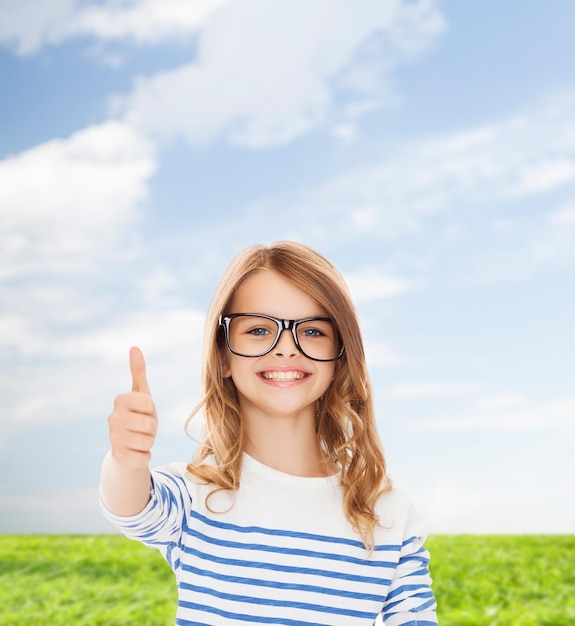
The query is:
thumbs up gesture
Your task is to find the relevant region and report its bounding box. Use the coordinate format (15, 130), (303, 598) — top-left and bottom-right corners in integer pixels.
(108, 347), (158, 469)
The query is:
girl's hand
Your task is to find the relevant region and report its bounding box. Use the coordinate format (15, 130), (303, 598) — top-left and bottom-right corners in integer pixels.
(108, 347), (158, 469)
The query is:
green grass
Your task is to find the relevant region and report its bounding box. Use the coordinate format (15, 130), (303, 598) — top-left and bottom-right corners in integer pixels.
(427, 535), (575, 626)
(0, 535), (176, 625)
(0, 535), (573, 625)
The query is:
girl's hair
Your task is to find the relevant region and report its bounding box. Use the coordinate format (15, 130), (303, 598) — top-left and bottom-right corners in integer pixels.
(186, 241), (391, 549)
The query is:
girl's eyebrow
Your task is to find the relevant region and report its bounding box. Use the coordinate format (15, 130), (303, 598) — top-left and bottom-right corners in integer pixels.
(229, 312), (331, 320)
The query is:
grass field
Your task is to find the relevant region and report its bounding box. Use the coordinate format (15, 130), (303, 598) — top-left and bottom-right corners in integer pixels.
(1, 535), (573, 625)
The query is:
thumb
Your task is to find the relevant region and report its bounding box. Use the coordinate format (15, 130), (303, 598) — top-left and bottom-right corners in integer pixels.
(130, 346), (151, 395)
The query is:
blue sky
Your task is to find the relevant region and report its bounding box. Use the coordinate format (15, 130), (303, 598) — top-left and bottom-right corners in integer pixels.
(1, 0), (574, 534)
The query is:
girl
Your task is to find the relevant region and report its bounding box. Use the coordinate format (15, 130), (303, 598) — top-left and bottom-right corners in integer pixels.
(100, 241), (438, 626)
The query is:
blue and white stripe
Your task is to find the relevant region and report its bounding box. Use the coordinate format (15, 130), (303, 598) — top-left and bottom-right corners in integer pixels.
(102, 457), (437, 625)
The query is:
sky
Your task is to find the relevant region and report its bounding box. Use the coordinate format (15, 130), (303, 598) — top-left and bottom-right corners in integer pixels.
(1, 0), (574, 535)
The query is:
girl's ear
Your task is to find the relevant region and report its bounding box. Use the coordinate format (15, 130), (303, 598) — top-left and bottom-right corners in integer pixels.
(220, 348), (231, 378)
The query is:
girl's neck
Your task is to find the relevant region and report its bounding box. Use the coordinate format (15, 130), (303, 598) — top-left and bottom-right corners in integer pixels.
(242, 410), (335, 478)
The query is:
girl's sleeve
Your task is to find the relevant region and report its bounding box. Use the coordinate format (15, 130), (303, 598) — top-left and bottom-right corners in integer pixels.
(100, 464), (191, 562)
(380, 499), (438, 626)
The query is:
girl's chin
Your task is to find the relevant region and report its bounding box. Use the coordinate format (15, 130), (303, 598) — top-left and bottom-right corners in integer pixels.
(240, 401), (317, 420)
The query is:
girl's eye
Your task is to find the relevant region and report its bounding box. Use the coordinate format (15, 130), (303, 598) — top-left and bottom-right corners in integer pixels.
(249, 327), (270, 336)
(302, 328), (323, 337)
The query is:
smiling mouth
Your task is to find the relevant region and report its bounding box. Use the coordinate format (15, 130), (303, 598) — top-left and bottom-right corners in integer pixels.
(259, 371), (308, 381)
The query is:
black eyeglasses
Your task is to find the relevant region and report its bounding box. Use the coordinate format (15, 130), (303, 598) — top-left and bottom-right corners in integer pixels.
(219, 313), (345, 362)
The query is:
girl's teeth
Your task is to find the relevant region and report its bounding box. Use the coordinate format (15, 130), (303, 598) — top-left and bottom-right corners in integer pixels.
(262, 371), (304, 381)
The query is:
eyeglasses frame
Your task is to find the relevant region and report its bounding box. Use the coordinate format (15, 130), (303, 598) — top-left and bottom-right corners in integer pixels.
(219, 313), (345, 362)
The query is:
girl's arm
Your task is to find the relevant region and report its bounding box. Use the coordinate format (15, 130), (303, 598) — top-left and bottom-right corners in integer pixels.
(99, 347), (158, 516)
(380, 498), (438, 625)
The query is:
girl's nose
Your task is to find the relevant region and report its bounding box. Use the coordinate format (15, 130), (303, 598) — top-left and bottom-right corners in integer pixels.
(273, 328), (298, 356)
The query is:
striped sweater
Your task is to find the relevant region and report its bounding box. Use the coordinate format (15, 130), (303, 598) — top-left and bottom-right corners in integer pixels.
(102, 454), (437, 626)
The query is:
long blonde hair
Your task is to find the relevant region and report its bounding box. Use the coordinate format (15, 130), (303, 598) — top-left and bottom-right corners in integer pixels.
(186, 241), (391, 549)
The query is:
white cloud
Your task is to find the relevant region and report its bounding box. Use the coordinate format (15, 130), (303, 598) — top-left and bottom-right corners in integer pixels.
(0, 0), (228, 55)
(364, 340), (407, 368)
(388, 381), (482, 398)
(67, 0), (229, 44)
(474, 393), (526, 411)
(0, 121), (156, 277)
(1, 307), (205, 442)
(1, 1), (447, 149)
(548, 204), (575, 226)
(295, 92), (575, 242)
(136, 268), (181, 305)
(0, 487), (107, 533)
(331, 123), (357, 143)
(0, 0), (75, 55)
(412, 480), (492, 532)
(411, 397), (575, 432)
(345, 269), (412, 302)
(410, 475), (575, 534)
(471, 193), (575, 280)
(0, 304), (205, 377)
(506, 158), (575, 196)
(60, 308), (205, 361)
(116, 0), (446, 146)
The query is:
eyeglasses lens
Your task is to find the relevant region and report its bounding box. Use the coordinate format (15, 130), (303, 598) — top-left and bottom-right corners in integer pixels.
(228, 315), (340, 361)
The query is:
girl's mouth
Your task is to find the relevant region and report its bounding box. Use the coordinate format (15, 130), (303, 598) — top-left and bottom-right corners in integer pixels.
(259, 370), (308, 381)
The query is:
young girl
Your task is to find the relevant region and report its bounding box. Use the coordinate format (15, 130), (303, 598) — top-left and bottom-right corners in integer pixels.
(100, 241), (438, 626)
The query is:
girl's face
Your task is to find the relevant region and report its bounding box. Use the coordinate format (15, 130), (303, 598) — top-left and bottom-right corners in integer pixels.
(222, 269), (337, 422)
